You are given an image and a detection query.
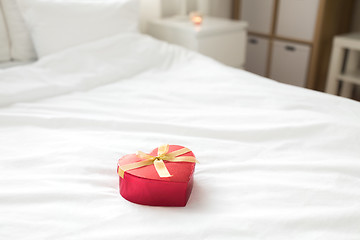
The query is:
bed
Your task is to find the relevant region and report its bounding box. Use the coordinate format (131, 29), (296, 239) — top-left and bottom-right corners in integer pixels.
(1, 0), (360, 239)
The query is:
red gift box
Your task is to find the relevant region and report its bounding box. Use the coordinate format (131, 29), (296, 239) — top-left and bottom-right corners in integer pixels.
(117, 144), (198, 207)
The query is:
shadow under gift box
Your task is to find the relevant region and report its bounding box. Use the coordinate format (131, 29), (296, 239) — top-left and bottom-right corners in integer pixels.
(118, 145), (196, 207)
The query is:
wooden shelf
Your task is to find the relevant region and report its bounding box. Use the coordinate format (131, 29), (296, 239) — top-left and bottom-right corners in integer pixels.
(248, 31), (313, 46)
(273, 36), (312, 46)
(233, 0), (355, 91)
(247, 31), (270, 39)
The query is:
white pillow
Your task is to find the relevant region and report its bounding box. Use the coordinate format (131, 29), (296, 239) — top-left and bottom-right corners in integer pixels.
(17, 0), (139, 58)
(1, 0), (37, 61)
(0, 3), (11, 62)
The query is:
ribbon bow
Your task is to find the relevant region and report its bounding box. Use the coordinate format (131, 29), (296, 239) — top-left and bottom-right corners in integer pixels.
(118, 144), (198, 178)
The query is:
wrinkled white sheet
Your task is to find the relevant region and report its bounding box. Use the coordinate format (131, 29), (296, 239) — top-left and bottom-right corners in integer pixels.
(1, 33), (360, 240)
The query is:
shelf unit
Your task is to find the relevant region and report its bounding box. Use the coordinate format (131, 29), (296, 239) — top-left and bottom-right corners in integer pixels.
(326, 33), (360, 98)
(232, 0), (354, 91)
(340, 71), (360, 85)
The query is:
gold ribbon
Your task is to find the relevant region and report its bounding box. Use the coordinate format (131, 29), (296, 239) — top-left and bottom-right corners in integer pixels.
(118, 144), (198, 178)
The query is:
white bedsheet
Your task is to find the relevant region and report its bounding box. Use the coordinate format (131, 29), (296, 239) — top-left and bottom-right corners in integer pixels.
(0, 33), (360, 240)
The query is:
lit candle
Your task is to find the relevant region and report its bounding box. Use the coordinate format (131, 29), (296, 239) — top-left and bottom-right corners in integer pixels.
(190, 12), (203, 25)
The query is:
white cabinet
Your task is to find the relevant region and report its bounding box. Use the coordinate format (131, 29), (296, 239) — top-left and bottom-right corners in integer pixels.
(198, 32), (246, 68)
(148, 16), (248, 68)
(245, 35), (269, 76)
(270, 40), (310, 87)
(276, 0), (320, 42)
(240, 0), (274, 34)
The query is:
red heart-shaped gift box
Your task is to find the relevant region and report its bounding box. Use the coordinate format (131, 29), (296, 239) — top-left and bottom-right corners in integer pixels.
(117, 145), (197, 207)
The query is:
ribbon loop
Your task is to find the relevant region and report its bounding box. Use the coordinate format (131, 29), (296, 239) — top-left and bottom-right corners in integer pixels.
(153, 159), (172, 178)
(118, 144), (198, 178)
(136, 151), (154, 160)
(157, 144), (169, 156)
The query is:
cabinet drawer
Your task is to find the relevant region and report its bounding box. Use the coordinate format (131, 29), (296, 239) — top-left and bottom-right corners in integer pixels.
(240, 0), (274, 34)
(269, 40), (311, 87)
(245, 35), (269, 76)
(276, 0), (320, 41)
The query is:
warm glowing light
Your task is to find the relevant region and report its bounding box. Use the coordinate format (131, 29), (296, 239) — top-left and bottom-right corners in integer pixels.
(190, 12), (203, 25)
(192, 16), (203, 25)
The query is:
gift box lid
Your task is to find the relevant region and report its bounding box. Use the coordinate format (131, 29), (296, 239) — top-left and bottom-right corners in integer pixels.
(118, 145), (196, 182)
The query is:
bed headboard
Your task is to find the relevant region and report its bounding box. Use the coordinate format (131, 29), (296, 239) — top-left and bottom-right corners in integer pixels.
(0, 0), (163, 69)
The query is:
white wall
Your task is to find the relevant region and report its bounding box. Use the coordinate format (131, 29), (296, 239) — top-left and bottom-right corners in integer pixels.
(208, 0), (232, 18)
(161, 0), (232, 18)
(160, 0), (360, 30)
(161, 0), (183, 17)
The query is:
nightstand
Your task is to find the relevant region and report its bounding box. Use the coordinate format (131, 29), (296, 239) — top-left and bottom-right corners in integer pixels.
(147, 16), (248, 68)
